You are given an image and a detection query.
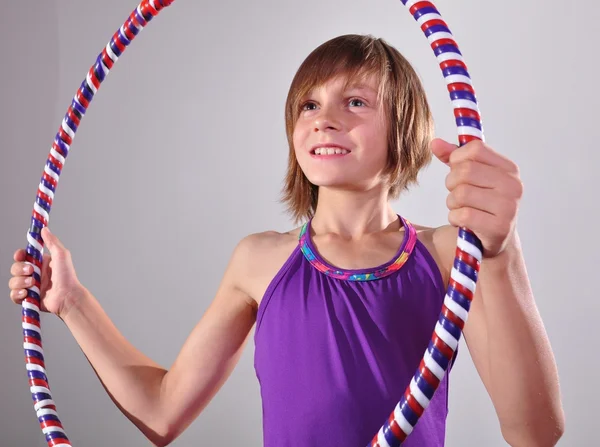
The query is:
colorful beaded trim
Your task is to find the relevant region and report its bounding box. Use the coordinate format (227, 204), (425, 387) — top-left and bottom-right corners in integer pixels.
(298, 215), (418, 281)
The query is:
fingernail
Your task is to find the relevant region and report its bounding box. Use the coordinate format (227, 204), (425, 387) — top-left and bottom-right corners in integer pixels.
(23, 265), (31, 274)
(19, 290), (26, 296)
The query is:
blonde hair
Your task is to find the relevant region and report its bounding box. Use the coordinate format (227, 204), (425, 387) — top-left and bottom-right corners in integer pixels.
(280, 34), (434, 224)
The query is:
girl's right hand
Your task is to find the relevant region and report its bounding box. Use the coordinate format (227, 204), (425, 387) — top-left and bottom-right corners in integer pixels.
(9, 227), (86, 319)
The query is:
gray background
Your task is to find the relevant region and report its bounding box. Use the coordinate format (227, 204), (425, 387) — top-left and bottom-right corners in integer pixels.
(1, 0), (596, 445)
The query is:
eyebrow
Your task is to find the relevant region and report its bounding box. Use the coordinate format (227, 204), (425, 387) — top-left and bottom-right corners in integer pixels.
(302, 82), (378, 101)
(345, 83), (378, 95)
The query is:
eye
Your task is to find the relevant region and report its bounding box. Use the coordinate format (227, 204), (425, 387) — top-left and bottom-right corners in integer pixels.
(300, 101), (317, 112)
(349, 98), (366, 107)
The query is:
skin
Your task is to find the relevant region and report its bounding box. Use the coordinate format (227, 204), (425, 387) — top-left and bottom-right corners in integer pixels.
(8, 73), (564, 446)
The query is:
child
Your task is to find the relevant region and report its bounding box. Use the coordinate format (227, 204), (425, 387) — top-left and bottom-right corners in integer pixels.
(9, 34), (564, 446)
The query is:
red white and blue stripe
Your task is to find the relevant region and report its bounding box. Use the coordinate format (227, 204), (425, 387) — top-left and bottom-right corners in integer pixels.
(368, 1), (485, 446)
(21, 0), (483, 445)
(22, 1), (175, 446)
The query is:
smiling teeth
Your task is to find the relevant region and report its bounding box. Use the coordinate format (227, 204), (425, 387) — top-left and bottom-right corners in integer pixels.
(314, 147), (349, 155)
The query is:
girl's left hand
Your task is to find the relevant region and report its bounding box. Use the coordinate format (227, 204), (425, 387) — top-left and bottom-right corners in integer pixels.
(430, 138), (524, 258)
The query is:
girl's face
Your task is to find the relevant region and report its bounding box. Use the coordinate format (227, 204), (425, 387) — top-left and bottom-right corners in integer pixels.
(292, 73), (390, 194)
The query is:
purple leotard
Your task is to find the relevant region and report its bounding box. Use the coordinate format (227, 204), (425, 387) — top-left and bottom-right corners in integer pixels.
(254, 215), (456, 446)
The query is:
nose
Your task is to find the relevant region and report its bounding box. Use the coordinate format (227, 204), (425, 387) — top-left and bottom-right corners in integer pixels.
(313, 106), (341, 132)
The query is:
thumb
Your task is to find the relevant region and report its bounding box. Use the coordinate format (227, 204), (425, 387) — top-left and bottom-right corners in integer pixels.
(41, 227), (66, 254)
(430, 137), (458, 166)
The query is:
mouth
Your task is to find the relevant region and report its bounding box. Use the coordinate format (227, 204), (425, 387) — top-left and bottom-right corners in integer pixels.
(310, 146), (351, 157)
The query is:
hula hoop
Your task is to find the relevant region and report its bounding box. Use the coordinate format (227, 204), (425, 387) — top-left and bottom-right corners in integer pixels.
(20, 0), (484, 445)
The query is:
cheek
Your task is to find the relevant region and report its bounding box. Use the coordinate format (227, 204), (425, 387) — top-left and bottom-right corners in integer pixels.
(292, 125), (304, 150)
(292, 124), (311, 156)
(292, 132), (302, 158)
(292, 134), (309, 170)
(366, 129), (389, 158)
(374, 126), (390, 161)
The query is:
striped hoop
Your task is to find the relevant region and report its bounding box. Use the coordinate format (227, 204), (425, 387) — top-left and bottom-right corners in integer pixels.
(20, 1), (483, 446)
(368, 1), (484, 445)
(22, 2), (175, 446)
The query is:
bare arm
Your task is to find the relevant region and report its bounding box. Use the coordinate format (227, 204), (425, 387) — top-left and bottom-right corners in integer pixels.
(434, 225), (564, 446)
(62, 235), (259, 446)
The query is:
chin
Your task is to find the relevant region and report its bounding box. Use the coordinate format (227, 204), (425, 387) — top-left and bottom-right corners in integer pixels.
(307, 174), (384, 193)
(309, 179), (363, 192)
(305, 175), (348, 188)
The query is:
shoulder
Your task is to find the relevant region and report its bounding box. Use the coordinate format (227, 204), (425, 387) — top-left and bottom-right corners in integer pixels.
(234, 227), (302, 260)
(409, 221), (459, 286)
(228, 226), (303, 303)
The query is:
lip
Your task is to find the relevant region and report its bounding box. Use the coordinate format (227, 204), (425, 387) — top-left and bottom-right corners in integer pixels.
(309, 143), (352, 154)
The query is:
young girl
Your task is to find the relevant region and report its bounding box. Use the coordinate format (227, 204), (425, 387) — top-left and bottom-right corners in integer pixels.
(9, 34), (564, 446)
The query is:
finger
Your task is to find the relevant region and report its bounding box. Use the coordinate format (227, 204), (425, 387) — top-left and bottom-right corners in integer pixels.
(448, 207), (492, 231)
(446, 161), (522, 197)
(10, 262), (34, 276)
(10, 288), (28, 303)
(449, 141), (519, 174)
(446, 184), (517, 218)
(9, 275), (35, 290)
(448, 207), (511, 241)
(430, 138), (458, 166)
(40, 254), (52, 285)
(13, 248), (27, 262)
(41, 227), (67, 254)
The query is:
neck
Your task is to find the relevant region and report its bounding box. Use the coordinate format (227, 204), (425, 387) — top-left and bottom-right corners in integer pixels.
(310, 186), (399, 239)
